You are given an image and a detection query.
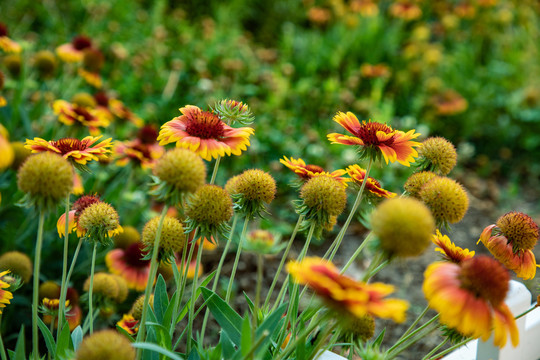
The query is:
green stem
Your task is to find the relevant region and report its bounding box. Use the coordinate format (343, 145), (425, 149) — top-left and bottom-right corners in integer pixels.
(57, 194), (71, 338)
(263, 214), (304, 309)
(386, 314), (439, 357)
(65, 238), (83, 289)
(136, 205), (168, 359)
(255, 253), (263, 316)
(396, 305), (429, 343)
(361, 252), (388, 282)
(515, 304), (538, 320)
(340, 232), (373, 274)
(308, 322), (339, 360)
(422, 338), (449, 360)
(426, 337), (472, 360)
(225, 216), (250, 303)
(169, 240), (189, 337)
(0, 314), (7, 360)
(87, 242), (98, 335)
(210, 156), (221, 185)
(32, 211), (45, 360)
(186, 237), (205, 354)
(325, 157), (373, 261)
(200, 214), (239, 341)
(275, 314), (324, 360)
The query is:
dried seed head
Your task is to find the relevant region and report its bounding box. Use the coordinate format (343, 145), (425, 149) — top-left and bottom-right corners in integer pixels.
(419, 176), (469, 225)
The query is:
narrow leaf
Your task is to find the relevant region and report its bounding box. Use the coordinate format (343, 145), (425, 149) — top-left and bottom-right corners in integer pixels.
(71, 326), (83, 351)
(12, 326), (26, 360)
(240, 315), (252, 356)
(132, 343), (184, 360)
(56, 321), (73, 357)
(201, 288), (242, 346)
(220, 331), (235, 360)
(154, 274), (169, 323)
(37, 317), (56, 359)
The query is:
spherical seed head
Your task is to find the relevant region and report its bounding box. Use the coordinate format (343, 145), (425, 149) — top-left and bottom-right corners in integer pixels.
(186, 185), (233, 225)
(17, 152), (74, 210)
(75, 329), (135, 360)
(82, 48), (105, 72)
(496, 211), (539, 251)
(71, 92), (97, 108)
(459, 255), (510, 306)
(300, 176), (347, 217)
(113, 226), (141, 249)
(83, 272), (119, 300)
(142, 216), (186, 254)
(234, 169), (276, 203)
(344, 314), (375, 342)
(418, 137), (457, 175)
(131, 294), (153, 320)
(404, 171), (437, 198)
(153, 148), (206, 194)
(78, 202), (119, 241)
(225, 175), (241, 195)
(371, 197), (435, 257)
(0, 251), (33, 283)
(110, 274), (129, 303)
(4, 54), (21, 77)
(33, 50), (57, 78)
(39, 281), (61, 300)
(419, 177), (469, 225)
(10, 141), (32, 170)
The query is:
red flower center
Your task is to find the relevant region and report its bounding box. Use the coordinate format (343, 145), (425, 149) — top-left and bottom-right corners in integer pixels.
(185, 110), (225, 139)
(459, 256), (509, 306)
(73, 195), (101, 218)
(93, 92), (109, 107)
(73, 106), (95, 122)
(123, 242), (150, 268)
(305, 164), (325, 174)
(52, 138), (87, 154)
(0, 23), (8, 37)
(131, 143), (152, 160)
(138, 125), (159, 144)
(354, 122), (395, 146)
(72, 35), (92, 50)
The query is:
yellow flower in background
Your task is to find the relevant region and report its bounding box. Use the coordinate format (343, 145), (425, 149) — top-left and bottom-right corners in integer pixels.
(346, 164), (396, 198)
(0, 23), (21, 53)
(56, 35), (93, 63)
(287, 257), (409, 322)
(328, 112), (421, 166)
(53, 99), (111, 135)
(0, 124), (14, 171)
(158, 105), (254, 161)
(432, 230), (474, 264)
(423, 256), (519, 348)
(0, 271), (13, 314)
(25, 136), (112, 165)
(280, 156), (350, 187)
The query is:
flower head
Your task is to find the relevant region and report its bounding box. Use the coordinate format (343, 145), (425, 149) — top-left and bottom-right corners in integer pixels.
(151, 148), (206, 204)
(0, 251), (33, 283)
(371, 197), (435, 258)
(245, 230), (283, 255)
(419, 176), (469, 226)
(115, 126), (164, 170)
(75, 329), (136, 360)
(0, 271), (13, 314)
(0, 23), (21, 53)
(56, 35), (93, 63)
(117, 314), (139, 335)
(389, 0), (422, 20)
(131, 294), (153, 321)
(106, 242), (150, 291)
(33, 50), (57, 78)
(287, 257), (409, 322)
(212, 99), (255, 125)
(346, 164), (396, 199)
(25, 136), (112, 170)
(157, 105), (254, 161)
(83, 272), (119, 305)
(228, 169), (276, 219)
(78, 202), (120, 244)
(53, 99), (111, 135)
(360, 63), (390, 79)
(403, 171), (437, 198)
(17, 152), (74, 211)
(327, 112), (421, 166)
(479, 212), (539, 280)
(423, 256), (519, 348)
(113, 226), (141, 249)
(432, 230), (474, 263)
(416, 137), (457, 175)
(431, 90), (468, 116)
(142, 216), (186, 262)
(57, 194), (101, 237)
(0, 129), (14, 171)
(280, 156), (349, 187)
(185, 185), (233, 242)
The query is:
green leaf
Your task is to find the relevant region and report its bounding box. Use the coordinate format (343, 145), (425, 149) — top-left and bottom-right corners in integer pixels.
(37, 317), (56, 359)
(372, 328), (386, 348)
(71, 326), (83, 351)
(220, 331), (235, 360)
(154, 274), (169, 324)
(11, 326), (26, 360)
(256, 303), (288, 358)
(174, 271), (216, 324)
(146, 322), (173, 350)
(56, 321), (73, 358)
(132, 343), (184, 360)
(240, 315), (252, 357)
(201, 288), (242, 346)
(243, 292), (254, 314)
(115, 324), (135, 342)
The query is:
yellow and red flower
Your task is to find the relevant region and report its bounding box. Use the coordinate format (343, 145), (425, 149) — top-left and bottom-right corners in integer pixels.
(360, 63), (391, 79)
(105, 242), (150, 291)
(478, 212), (539, 280)
(117, 314), (139, 335)
(280, 156), (350, 187)
(53, 99), (111, 134)
(431, 90), (468, 116)
(93, 92), (144, 127)
(25, 136), (112, 165)
(0, 23), (21, 54)
(350, 0), (379, 17)
(432, 230), (474, 264)
(78, 68), (102, 88)
(346, 164), (396, 198)
(0, 271), (13, 314)
(157, 105), (254, 161)
(327, 112), (421, 166)
(287, 257), (408, 322)
(56, 35), (93, 63)
(114, 125), (164, 169)
(43, 287), (82, 330)
(423, 256), (519, 348)
(389, 0), (422, 21)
